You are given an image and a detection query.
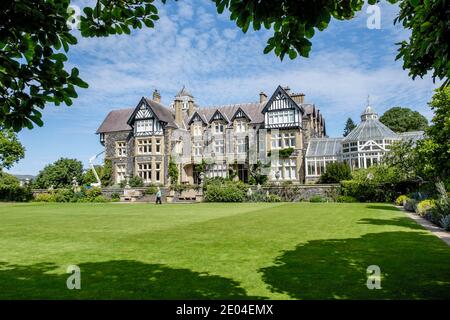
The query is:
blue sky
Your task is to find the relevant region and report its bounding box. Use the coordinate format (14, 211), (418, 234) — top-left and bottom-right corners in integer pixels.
(9, 0), (439, 175)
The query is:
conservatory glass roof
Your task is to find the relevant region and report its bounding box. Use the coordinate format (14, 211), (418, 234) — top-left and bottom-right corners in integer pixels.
(306, 138), (343, 157)
(343, 106), (398, 142)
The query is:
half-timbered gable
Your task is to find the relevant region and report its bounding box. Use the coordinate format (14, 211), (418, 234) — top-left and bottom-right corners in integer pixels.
(262, 86), (303, 129)
(127, 98), (164, 136)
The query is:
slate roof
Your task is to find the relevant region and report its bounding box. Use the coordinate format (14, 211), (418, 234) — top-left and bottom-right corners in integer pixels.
(184, 102), (267, 128)
(96, 108), (134, 133)
(176, 85), (194, 98)
(97, 88), (325, 134)
(306, 138), (343, 157)
(96, 98), (178, 133)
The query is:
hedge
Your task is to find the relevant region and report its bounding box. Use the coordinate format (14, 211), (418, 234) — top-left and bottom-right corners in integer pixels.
(0, 185), (33, 202)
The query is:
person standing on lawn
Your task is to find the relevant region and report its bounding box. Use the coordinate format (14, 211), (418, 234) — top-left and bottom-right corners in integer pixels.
(155, 187), (162, 205)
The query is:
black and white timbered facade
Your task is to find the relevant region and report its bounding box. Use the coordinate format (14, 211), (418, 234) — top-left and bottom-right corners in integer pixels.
(96, 85), (327, 185)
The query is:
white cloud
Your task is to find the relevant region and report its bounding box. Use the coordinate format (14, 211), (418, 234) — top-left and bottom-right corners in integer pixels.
(13, 0), (439, 175)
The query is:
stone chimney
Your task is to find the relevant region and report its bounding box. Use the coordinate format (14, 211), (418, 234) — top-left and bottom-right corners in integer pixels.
(152, 89), (161, 103)
(188, 99), (195, 117)
(283, 86), (291, 94)
(291, 93), (305, 104)
(174, 97), (183, 127)
(259, 91), (267, 104)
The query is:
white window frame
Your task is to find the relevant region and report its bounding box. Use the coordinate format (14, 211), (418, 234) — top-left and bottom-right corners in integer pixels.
(271, 133), (282, 149)
(137, 162), (152, 183)
(115, 164), (127, 183)
(136, 139), (152, 155)
(214, 139), (224, 154)
(237, 138), (247, 154)
(193, 141), (202, 156)
(136, 119), (153, 133)
(116, 141), (127, 157)
(214, 122), (224, 134)
(283, 133), (296, 148)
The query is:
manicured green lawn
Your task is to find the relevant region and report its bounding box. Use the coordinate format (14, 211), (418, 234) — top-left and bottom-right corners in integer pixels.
(0, 202), (449, 299)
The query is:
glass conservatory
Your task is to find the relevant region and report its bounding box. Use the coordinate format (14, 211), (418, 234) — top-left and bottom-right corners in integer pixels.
(342, 105), (400, 169)
(305, 137), (343, 183)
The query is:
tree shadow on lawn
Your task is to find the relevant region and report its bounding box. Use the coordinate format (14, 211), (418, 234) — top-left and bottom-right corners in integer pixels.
(365, 205), (400, 212)
(260, 231), (450, 299)
(0, 260), (265, 299)
(358, 217), (424, 230)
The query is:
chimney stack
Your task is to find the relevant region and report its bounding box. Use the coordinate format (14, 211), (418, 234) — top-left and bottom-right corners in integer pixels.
(291, 93), (305, 104)
(153, 89), (161, 103)
(188, 99), (195, 117)
(174, 97), (183, 127)
(259, 91), (267, 104)
(283, 86), (291, 94)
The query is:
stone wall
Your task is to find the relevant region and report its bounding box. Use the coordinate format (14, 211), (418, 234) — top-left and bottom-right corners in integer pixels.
(258, 184), (340, 201)
(31, 184), (339, 202)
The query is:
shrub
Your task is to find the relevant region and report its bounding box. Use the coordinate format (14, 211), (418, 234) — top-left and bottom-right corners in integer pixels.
(34, 193), (56, 202)
(85, 187), (103, 201)
(0, 185), (33, 202)
(92, 195), (108, 203)
(336, 195), (357, 203)
(415, 199), (435, 216)
(145, 184), (158, 195)
(265, 194), (282, 202)
(310, 195), (326, 203)
(204, 181), (247, 202)
(53, 189), (74, 202)
(395, 195), (410, 206)
(129, 176), (144, 188)
(111, 192), (121, 201)
(339, 179), (412, 203)
(403, 199), (418, 212)
(319, 162), (351, 184)
(439, 215), (450, 231)
(434, 181), (450, 216)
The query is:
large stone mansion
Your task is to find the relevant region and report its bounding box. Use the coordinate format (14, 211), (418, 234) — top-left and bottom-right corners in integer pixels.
(96, 85), (423, 185)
